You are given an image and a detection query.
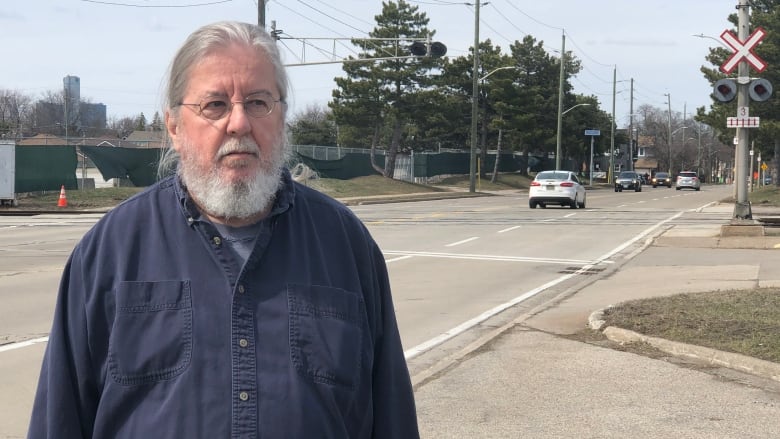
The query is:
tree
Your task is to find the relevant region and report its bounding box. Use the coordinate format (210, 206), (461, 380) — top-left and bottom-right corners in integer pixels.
(0, 89), (32, 139)
(151, 112), (164, 132)
(136, 113), (147, 131)
(505, 35), (583, 172)
(330, 0), (443, 177)
(289, 104), (337, 146)
(108, 115), (138, 139)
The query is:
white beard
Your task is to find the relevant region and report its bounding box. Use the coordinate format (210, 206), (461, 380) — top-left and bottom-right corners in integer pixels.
(177, 134), (288, 222)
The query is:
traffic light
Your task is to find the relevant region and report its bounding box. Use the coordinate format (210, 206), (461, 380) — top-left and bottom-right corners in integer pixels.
(409, 41), (447, 58)
(749, 78), (773, 102)
(712, 78), (737, 102)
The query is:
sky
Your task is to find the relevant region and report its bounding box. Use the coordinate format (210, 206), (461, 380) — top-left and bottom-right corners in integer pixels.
(2, 0), (738, 129)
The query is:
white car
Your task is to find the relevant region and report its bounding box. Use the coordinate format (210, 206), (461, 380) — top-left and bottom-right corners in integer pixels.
(528, 170), (586, 209)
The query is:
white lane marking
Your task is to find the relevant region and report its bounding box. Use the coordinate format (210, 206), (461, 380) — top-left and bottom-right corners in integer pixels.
(563, 213), (576, 218)
(445, 237), (479, 247)
(403, 210), (684, 360)
(385, 255), (414, 263)
(0, 336), (49, 353)
(498, 225), (521, 233)
(383, 250), (607, 266)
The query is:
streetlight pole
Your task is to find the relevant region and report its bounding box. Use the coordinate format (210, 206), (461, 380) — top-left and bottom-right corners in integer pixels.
(468, 65), (517, 189)
(554, 103), (591, 171)
(670, 126), (688, 174)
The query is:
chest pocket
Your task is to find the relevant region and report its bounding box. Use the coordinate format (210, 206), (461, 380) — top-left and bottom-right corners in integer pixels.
(108, 280), (193, 385)
(288, 284), (365, 389)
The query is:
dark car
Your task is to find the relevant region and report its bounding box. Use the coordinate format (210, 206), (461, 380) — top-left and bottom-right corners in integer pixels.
(614, 171), (642, 192)
(651, 172), (672, 188)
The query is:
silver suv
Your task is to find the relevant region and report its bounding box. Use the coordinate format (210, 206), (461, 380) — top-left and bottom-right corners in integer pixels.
(676, 171), (701, 191)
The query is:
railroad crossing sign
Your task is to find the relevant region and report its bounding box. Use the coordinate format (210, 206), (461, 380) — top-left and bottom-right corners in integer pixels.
(727, 117), (760, 128)
(720, 27), (767, 74)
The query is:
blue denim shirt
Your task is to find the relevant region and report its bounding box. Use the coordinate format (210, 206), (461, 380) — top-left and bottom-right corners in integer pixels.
(28, 170), (419, 438)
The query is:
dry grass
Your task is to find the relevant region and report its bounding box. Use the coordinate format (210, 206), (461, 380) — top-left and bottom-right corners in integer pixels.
(595, 184), (780, 364)
(600, 289), (780, 363)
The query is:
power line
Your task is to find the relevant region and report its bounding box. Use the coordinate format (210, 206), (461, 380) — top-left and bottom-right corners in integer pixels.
(80, 0), (233, 7)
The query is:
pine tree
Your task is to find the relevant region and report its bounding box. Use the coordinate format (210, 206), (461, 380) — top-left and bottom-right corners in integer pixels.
(331, 0), (443, 177)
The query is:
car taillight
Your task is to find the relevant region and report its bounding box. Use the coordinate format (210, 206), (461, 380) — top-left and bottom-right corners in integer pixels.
(560, 182), (574, 187)
(530, 181), (541, 186)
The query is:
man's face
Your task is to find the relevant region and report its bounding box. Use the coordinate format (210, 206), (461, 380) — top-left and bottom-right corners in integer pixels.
(166, 42), (287, 223)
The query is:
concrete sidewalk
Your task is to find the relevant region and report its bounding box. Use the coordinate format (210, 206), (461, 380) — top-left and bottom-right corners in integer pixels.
(414, 202), (780, 438)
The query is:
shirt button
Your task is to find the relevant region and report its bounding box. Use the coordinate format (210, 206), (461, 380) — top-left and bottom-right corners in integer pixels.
(239, 339), (248, 348)
(239, 391), (249, 401)
(212, 236), (222, 246)
(237, 285), (245, 294)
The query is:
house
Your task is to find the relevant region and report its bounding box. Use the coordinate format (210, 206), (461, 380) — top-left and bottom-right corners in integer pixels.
(124, 130), (168, 148)
(634, 157), (659, 179)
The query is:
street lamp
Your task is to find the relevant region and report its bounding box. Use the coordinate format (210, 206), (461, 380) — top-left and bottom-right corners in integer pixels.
(555, 103), (591, 170)
(470, 65), (517, 192)
(692, 33), (730, 49)
(670, 126), (688, 174)
(562, 103), (591, 116)
(555, 103), (590, 170)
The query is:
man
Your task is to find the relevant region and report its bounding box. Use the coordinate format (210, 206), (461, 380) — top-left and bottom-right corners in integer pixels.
(28, 21), (419, 438)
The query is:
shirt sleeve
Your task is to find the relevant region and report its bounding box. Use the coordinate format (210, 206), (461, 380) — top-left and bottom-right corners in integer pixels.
(28, 247), (99, 439)
(368, 242), (420, 439)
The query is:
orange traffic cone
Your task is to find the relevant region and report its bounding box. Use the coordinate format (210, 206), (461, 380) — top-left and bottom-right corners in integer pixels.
(57, 185), (68, 208)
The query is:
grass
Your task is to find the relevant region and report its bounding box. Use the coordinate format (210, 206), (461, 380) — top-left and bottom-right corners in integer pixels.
(600, 289), (780, 363)
(9, 174), (780, 365)
(597, 183), (780, 365)
(10, 172), (530, 210)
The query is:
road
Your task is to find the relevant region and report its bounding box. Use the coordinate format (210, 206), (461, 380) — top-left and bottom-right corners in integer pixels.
(0, 184), (734, 437)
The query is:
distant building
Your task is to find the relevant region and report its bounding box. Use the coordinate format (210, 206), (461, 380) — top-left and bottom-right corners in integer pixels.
(33, 75), (107, 133)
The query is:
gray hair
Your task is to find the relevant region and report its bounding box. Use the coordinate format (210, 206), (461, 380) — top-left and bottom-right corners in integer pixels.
(158, 21), (289, 178)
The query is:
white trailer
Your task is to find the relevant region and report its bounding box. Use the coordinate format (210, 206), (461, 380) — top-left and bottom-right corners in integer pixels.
(0, 140), (17, 206)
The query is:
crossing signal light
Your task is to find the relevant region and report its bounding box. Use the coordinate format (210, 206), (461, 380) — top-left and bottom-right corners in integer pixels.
(712, 78), (737, 102)
(749, 78), (773, 102)
(409, 41), (447, 58)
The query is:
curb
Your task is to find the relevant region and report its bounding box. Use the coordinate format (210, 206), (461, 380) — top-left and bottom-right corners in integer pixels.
(588, 308), (780, 383)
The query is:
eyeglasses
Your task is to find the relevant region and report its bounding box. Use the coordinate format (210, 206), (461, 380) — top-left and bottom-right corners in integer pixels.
(178, 92), (282, 120)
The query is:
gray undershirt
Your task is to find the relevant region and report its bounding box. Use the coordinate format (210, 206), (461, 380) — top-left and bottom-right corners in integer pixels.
(212, 221), (264, 267)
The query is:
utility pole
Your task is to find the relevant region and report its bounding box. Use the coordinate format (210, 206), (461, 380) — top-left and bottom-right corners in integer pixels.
(555, 31), (565, 170)
(609, 66), (615, 179)
(468, 0), (481, 192)
(629, 78), (634, 170)
(734, 0), (752, 219)
(258, 0), (266, 28)
(665, 93), (672, 174)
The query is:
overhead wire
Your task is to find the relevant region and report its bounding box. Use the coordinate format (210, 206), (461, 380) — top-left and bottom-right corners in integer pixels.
(80, 0), (232, 7)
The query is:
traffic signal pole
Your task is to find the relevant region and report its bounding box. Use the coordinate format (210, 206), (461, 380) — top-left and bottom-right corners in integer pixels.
(733, 0), (752, 219)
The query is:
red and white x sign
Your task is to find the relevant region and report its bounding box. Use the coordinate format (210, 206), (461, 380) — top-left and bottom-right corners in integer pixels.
(720, 27), (767, 74)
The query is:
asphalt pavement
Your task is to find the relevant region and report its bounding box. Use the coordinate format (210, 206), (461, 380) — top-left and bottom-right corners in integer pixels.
(405, 197), (780, 438)
(9, 186), (780, 437)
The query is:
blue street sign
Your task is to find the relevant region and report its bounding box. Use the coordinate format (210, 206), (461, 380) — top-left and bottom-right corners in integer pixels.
(584, 129), (601, 136)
